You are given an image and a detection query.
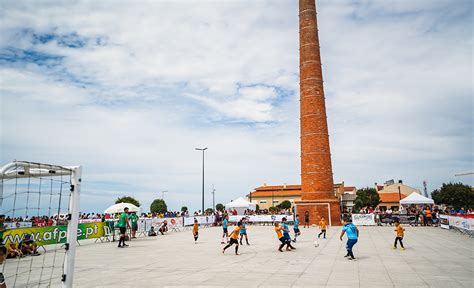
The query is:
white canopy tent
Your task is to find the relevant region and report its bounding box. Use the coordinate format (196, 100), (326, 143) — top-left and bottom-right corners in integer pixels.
(399, 192), (434, 205)
(104, 202), (140, 214)
(225, 197), (257, 215)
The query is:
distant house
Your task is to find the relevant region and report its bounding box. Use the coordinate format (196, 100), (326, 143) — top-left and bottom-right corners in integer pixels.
(248, 182), (356, 210)
(375, 180), (421, 211)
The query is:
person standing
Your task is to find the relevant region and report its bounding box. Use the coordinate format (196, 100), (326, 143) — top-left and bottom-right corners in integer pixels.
(282, 217), (296, 250)
(304, 211), (310, 228)
(129, 212), (139, 239)
(340, 218), (359, 260)
(193, 219), (199, 243)
(393, 220), (405, 250)
(222, 221), (241, 255)
(292, 215), (301, 242)
(116, 207), (131, 248)
(318, 217), (327, 239)
(239, 218), (250, 245)
(221, 215), (229, 244)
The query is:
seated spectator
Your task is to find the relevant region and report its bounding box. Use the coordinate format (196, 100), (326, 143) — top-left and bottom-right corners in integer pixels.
(148, 226), (157, 236)
(19, 234), (39, 256)
(159, 220), (168, 235)
(0, 245), (6, 288)
(7, 243), (23, 258)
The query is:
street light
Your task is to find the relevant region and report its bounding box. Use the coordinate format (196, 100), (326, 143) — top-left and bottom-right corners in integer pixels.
(211, 184), (216, 212)
(195, 147), (208, 214)
(161, 190), (168, 200)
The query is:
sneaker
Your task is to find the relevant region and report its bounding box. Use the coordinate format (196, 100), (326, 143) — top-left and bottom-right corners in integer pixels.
(221, 241), (225, 244)
(348, 257), (356, 260)
(122, 244), (129, 247)
(344, 254), (350, 257)
(393, 247), (397, 249)
(401, 247), (405, 250)
(318, 235), (320, 239)
(278, 249), (283, 252)
(292, 239), (296, 243)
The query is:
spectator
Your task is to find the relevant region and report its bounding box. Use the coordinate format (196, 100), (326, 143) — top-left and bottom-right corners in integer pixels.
(7, 243), (23, 258)
(148, 226), (157, 236)
(19, 234), (39, 256)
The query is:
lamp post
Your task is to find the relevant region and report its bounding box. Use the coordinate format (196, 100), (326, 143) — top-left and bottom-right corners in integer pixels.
(211, 184), (216, 212)
(161, 190), (168, 200)
(195, 147), (208, 214)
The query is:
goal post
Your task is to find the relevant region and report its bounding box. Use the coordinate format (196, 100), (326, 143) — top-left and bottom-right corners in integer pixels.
(0, 161), (81, 288)
(62, 165), (81, 288)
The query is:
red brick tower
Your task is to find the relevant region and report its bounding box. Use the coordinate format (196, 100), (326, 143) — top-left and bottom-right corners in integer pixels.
(295, 0), (341, 226)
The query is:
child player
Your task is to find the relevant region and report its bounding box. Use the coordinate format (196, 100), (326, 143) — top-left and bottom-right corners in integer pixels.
(221, 215), (229, 244)
(340, 218), (359, 260)
(193, 219), (199, 244)
(282, 217), (296, 250)
(275, 222), (295, 251)
(393, 220), (405, 250)
(222, 221), (241, 255)
(292, 214), (301, 242)
(239, 217), (250, 245)
(318, 216), (327, 239)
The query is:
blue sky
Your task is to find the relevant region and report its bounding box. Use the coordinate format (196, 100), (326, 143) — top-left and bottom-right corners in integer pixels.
(1, 0), (472, 213)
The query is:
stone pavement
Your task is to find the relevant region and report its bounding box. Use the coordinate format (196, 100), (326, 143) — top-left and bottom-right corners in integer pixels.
(71, 225), (472, 288)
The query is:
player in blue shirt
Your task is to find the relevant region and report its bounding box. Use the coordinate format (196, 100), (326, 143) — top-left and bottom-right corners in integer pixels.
(221, 215), (229, 244)
(292, 214), (301, 242)
(239, 217), (250, 245)
(340, 218), (359, 260)
(282, 217), (296, 250)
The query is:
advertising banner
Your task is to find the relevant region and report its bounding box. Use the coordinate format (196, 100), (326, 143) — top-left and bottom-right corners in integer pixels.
(183, 216), (215, 226)
(228, 215), (288, 223)
(2, 222), (105, 246)
(439, 214), (449, 229)
(4, 222), (33, 230)
(448, 216), (474, 231)
(380, 214), (416, 224)
(351, 214), (375, 226)
(79, 219), (102, 224)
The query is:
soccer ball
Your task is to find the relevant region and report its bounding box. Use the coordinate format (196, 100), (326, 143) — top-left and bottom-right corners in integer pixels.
(313, 241), (319, 247)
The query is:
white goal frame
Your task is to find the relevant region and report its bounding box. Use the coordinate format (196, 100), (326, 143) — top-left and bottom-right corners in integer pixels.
(0, 161), (81, 288)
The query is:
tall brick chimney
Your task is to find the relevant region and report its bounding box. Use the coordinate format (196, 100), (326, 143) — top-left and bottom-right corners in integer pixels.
(295, 0), (341, 226)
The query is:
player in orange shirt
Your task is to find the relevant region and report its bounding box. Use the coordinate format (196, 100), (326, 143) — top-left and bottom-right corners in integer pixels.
(318, 217), (327, 239)
(393, 220), (405, 250)
(222, 221), (242, 255)
(192, 219), (199, 244)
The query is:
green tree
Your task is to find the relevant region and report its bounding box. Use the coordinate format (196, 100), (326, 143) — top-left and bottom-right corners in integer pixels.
(181, 206), (188, 213)
(255, 204), (260, 211)
(269, 206), (278, 213)
(431, 182), (473, 210)
(216, 203), (225, 212)
(150, 199), (167, 214)
(115, 196), (140, 207)
(205, 208), (214, 214)
(353, 187), (380, 212)
(277, 200), (292, 210)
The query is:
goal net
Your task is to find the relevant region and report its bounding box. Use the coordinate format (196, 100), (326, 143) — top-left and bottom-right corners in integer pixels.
(0, 161), (81, 288)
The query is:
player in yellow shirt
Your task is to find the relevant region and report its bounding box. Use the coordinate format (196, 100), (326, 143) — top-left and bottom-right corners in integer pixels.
(318, 217), (327, 239)
(222, 221), (242, 255)
(193, 219), (199, 244)
(393, 220), (405, 250)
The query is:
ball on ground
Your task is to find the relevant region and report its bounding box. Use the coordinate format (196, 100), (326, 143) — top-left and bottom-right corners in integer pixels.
(314, 240), (319, 247)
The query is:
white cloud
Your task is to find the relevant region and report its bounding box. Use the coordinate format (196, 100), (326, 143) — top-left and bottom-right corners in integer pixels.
(0, 0), (472, 212)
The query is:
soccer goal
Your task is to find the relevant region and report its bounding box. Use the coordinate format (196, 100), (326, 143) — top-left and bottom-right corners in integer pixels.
(0, 161), (81, 288)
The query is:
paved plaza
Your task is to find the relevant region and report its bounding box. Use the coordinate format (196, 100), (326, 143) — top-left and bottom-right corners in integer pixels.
(70, 225), (473, 287)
